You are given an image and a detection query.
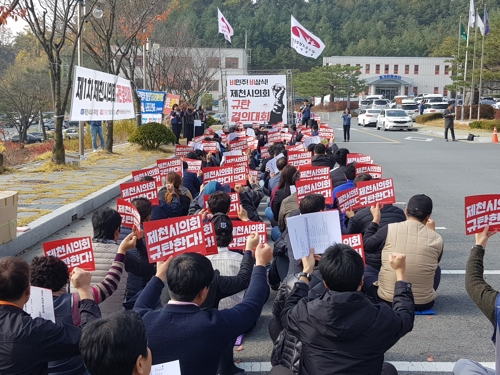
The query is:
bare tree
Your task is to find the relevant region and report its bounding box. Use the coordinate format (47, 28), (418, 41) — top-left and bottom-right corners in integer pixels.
(81, 0), (172, 152)
(21, 0), (95, 164)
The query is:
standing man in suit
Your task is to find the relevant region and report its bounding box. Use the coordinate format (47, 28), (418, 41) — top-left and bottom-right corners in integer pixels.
(443, 103), (457, 142)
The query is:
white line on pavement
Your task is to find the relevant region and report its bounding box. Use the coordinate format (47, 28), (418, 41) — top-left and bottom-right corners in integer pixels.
(238, 362), (496, 372)
(435, 227), (447, 230)
(442, 270), (500, 275)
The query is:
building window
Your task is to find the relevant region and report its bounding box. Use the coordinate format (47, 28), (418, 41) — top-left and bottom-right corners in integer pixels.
(445, 65), (450, 75)
(394, 65), (398, 74)
(404, 86), (409, 96)
(444, 89), (448, 96)
(207, 80), (219, 91)
(225, 57), (239, 69)
(413, 87), (418, 95)
(405, 65), (409, 74)
(206, 58), (220, 69)
(375, 64), (380, 74)
(434, 87), (439, 94)
(414, 65), (419, 74)
(365, 64), (370, 74)
(384, 64), (389, 74)
(435, 65), (440, 75)
(356, 64), (361, 73)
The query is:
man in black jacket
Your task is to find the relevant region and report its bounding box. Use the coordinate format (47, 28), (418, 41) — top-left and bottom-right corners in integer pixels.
(330, 148), (350, 187)
(273, 245), (414, 375)
(311, 143), (337, 169)
(346, 203), (406, 237)
(0, 257), (101, 375)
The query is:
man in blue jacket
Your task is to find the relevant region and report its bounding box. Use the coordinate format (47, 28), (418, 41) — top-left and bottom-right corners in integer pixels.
(134, 235), (272, 375)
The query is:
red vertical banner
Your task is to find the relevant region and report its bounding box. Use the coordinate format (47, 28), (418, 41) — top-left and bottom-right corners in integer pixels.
(143, 215), (205, 263)
(43, 237), (95, 272)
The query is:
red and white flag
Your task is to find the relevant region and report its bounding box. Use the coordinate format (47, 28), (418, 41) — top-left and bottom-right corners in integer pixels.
(218, 8), (234, 43)
(291, 15), (325, 59)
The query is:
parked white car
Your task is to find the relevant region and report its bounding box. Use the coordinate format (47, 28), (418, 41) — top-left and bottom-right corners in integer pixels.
(376, 109), (413, 131)
(400, 101), (420, 121)
(423, 102), (449, 114)
(357, 109), (382, 127)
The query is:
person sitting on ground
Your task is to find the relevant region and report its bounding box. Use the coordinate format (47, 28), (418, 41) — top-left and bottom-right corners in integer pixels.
(80, 310), (152, 375)
(134, 239), (273, 375)
(453, 226), (499, 375)
(151, 179), (182, 220)
(364, 195), (443, 311)
(306, 144), (316, 153)
(277, 170), (300, 233)
(182, 161), (202, 198)
(332, 162), (356, 202)
(188, 181), (231, 216)
(311, 123), (319, 136)
(271, 165), (298, 222)
(311, 143), (337, 169)
(118, 197), (156, 310)
(273, 247), (414, 375)
(269, 157), (287, 192)
(235, 174), (265, 222)
(78, 208), (138, 317)
(164, 171), (191, 216)
(0, 257), (101, 374)
(329, 148), (350, 186)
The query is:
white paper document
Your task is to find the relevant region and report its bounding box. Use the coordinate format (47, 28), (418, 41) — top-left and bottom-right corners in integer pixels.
(150, 360), (181, 375)
(246, 128), (256, 137)
(267, 153), (285, 175)
(24, 286), (55, 323)
(286, 211), (342, 260)
(304, 136), (321, 147)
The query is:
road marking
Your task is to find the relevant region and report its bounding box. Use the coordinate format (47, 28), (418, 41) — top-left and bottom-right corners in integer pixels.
(336, 141), (398, 144)
(442, 270), (500, 275)
(238, 362), (496, 372)
(350, 128), (400, 143)
(404, 136), (434, 142)
(435, 227), (447, 230)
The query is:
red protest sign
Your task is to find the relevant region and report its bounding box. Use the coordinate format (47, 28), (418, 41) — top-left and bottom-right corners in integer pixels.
(131, 166), (161, 183)
(356, 178), (395, 208)
(268, 132), (282, 143)
(184, 158), (202, 174)
(355, 163), (383, 179)
(203, 164), (248, 187)
(228, 221), (267, 250)
(298, 166), (330, 180)
(144, 215), (205, 263)
(296, 178), (333, 204)
(203, 223), (219, 255)
(225, 155), (249, 165)
(43, 237), (95, 272)
(337, 187), (359, 213)
(342, 234), (365, 264)
(318, 127), (334, 139)
(204, 192), (241, 219)
(202, 141), (219, 153)
(116, 198), (141, 229)
(288, 150), (312, 168)
(120, 180), (159, 205)
(464, 195), (500, 235)
(249, 169), (259, 182)
(347, 153), (373, 164)
(286, 144), (305, 152)
(281, 132), (292, 143)
(157, 158), (183, 177)
(260, 146), (270, 159)
(175, 145), (194, 157)
(229, 138), (250, 152)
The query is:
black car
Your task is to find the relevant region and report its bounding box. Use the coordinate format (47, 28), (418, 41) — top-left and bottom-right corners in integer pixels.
(10, 134), (44, 143)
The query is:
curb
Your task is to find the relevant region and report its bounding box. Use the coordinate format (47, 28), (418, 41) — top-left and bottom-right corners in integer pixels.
(0, 162), (156, 257)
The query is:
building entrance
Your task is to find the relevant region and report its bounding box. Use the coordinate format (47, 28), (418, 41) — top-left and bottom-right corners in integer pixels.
(375, 86), (400, 100)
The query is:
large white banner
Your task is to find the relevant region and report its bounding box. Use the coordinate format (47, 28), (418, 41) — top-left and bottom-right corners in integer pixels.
(70, 66), (135, 121)
(227, 75), (287, 125)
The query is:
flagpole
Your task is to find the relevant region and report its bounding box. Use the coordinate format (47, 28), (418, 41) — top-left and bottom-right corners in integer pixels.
(461, 19), (470, 121)
(469, 8), (479, 121)
(456, 17), (462, 121)
(477, 4), (486, 120)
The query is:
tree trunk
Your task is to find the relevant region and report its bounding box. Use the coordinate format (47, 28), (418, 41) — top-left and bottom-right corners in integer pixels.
(0, 153), (4, 174)
(133, 89), (142, 128)
(52, 68), (65, 164)
(105, 120), (113, 153)
(40, 111), (47, 142)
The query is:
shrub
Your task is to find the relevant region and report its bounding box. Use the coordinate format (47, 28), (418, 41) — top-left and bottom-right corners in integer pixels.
(469, 120), (500, 131)
(129, 122), (176, 150)
(206, 115), (217, 127)
(416, 113), (444, 124)
(456, 105), (494, 120)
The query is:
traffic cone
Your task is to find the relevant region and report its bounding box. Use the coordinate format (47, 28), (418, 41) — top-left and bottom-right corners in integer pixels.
(493, 126), (499, 143)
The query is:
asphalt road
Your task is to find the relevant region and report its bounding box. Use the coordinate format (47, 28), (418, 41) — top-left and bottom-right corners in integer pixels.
(17, 117), (500, 375)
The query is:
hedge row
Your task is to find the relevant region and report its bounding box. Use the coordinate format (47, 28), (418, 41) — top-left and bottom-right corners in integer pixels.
(469, 120), (500, 131)
(456, 105), (495, 120)
(415, 113), (444, 124)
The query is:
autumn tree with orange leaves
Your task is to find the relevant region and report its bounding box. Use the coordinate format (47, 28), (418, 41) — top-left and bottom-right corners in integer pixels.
(81, 0), (175, 152)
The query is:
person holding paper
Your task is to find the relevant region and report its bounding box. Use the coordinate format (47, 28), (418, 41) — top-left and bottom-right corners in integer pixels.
(80, 310), (152, 375)
(0, 257), (101, 375)
(269, 157), (287, 192)
(453, 226), (499, 375)
(134, 238), (273, 375)
(273, 246), (414, 375)
(364, 195), (443, 311)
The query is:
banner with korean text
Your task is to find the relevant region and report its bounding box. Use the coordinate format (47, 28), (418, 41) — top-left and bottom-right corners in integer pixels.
(132, 166), (161, 183)
(157, 158), (183, 177)
(342, 234), (365, 263)
(116, 198), (141, 229)
(203, 165), (248, 187)
(228, 221), (267, 250)
(296, 178), (333, 204)
(355, 163), (383, 179)
(298, 166), (330, 180)
(43, 237), (95, 272)
(204, 192), (241, 219)
(288, 150), (312, 168)
(356, 178), (396, 208)
(347, 153), (373, 164)
(120, 180), (159, 205)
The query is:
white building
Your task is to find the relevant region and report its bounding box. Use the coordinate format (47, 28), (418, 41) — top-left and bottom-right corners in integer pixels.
(323, 56), (454, 99)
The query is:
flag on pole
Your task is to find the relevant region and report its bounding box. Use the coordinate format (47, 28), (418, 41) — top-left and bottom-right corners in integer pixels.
(477, 14), (485, 36)
(291, 15), (326, 59)
(469, 0), (476, 27)
(461, 24), (467, 41)
(484, 8), (490, 35)
(218, 8), (234, 43)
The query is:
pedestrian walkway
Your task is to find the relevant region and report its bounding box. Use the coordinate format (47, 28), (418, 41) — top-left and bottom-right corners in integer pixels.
(0, 143), (173, 256)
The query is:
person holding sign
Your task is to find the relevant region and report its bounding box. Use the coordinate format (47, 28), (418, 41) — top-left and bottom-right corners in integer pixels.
(273, 247), (413, 375)
(453, 226), (498, 375)
(134, 240), (273, 375)
(80, 310), (152, 375)
(271, 165), (298, 222)
(0, 257), (101, 375)
(330, 148), (350, 187)
(312, 143), (337, 170)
